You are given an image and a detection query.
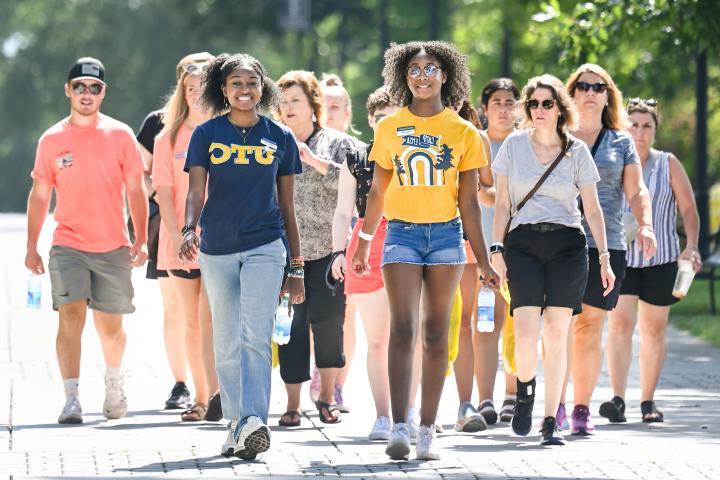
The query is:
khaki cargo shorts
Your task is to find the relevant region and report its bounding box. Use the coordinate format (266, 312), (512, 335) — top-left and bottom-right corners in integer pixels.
(48, 246), (135, 314)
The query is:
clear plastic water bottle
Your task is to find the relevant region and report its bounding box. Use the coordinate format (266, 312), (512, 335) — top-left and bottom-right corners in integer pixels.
(273, 294), (293, 345)
(476, 287), (495, 333)
(27, 273), (42, 309)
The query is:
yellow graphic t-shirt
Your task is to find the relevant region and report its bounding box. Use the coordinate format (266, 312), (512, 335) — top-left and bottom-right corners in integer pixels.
(369, 107), (487, 223)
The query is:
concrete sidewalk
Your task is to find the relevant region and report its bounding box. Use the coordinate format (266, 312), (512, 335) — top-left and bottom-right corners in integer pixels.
(1, 213), (719, 479)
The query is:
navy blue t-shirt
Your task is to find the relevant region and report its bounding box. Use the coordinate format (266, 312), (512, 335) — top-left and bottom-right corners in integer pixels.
(184, 115), (302, 255)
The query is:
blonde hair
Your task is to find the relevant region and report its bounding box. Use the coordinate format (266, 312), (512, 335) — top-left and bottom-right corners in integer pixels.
(519, 74), (578, 146)
(161, 52), (214, 146)
(566, 63), (629, 130)
(320, 73), (360, 135)
(276, 70), (325, 128)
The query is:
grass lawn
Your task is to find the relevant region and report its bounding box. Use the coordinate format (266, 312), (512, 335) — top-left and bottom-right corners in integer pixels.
(670, 278), (720, 347)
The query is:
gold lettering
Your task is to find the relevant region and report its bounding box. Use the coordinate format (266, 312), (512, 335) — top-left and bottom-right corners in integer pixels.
(209, 143), (231, 164)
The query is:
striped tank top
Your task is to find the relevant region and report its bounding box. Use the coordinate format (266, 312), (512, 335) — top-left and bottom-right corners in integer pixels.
(625, 150), (680, 268)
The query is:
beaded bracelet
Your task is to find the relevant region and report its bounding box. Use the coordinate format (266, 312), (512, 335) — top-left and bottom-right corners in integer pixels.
(287, 267), (305, 279)
(290, 256), (305, 268)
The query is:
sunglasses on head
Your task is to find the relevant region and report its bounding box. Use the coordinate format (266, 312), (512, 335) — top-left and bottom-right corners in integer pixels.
(71, 82), (104, 95)
(628, 97), (658, 109)
(407, 64), (441, 78)
(527, 98), (555, 110)
(183, 62), (209, 74)
(575, 81), (608, 93)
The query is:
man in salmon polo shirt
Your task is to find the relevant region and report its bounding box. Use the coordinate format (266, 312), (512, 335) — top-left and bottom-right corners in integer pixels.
(24, 57), (149, 424)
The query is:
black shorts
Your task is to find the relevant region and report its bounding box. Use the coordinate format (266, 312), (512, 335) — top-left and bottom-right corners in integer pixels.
(278, 254), (347, 383)
(620, 262), (679, 307)
(583, 248), (627, 311)
(169, 269), (201, 280)
(505, 224), (588, 316)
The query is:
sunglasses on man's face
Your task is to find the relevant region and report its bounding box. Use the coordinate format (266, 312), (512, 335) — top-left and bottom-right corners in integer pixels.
(575, 81), (608, 93)
(527, 98), (555, 110)
(71, 82), (104, 95)
(407, 64), (441, 78)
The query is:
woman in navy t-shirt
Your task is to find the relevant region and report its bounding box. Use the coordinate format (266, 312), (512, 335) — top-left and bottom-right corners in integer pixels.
(179, 53), (304, 460)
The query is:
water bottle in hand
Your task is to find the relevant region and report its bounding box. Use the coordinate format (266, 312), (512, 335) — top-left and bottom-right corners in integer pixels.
(273, 294), (293, 345)
(27, 273), (42, 309)
(476, 286), (495, 333)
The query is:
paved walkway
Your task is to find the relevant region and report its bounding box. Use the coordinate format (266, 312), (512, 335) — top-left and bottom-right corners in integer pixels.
(1, 214), (719, 479)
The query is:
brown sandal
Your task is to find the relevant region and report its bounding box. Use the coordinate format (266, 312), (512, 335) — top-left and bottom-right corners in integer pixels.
(316, 400), (341, 424)
(278, 410), (302, 427)
(181, 403), (207, 422)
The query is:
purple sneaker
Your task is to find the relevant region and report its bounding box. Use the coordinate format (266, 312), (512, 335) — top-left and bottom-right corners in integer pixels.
(334, 383), (350, 413)
(555, 403), (569, 431)
(571, 404), (595, 436)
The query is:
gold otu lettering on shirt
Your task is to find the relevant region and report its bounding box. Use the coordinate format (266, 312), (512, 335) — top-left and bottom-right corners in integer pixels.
(209, 143), (276, 165)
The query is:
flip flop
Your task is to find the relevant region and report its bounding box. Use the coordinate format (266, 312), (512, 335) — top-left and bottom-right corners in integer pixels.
(278, 410), (301, 427)
(316, 400), (341, 424)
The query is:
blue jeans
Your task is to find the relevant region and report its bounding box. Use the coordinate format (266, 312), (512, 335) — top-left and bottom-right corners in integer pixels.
(199, 238), (286, 426)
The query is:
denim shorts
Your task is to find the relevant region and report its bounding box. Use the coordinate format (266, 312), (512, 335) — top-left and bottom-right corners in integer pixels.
(382, 217), (466, 267)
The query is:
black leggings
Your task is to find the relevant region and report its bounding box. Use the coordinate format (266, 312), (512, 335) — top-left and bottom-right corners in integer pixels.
(278, 254), (346, 384)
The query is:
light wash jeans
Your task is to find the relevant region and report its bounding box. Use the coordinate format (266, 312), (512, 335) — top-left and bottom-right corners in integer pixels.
(199, 238), (286, 427)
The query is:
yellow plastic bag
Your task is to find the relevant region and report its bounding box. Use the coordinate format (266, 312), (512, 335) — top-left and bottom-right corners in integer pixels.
(446, 286), (463, 376)
(499, 282), (517, 376)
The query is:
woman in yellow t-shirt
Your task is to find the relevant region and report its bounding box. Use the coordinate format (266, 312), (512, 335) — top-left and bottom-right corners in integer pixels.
(351, 41), (499, 461)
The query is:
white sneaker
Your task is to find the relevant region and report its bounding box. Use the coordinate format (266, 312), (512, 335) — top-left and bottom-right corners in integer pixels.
(385, 422), (411, 460)
(221, 420), (237, 457)
(455, 401), (488, 432)
(103, 371), (127, 420)
(58, 395), (83, 424)
(234, 416), (270, 460)
(369, 416), (391, 441)
(416, 424), (440, 460)
(407, 408), (419, 442)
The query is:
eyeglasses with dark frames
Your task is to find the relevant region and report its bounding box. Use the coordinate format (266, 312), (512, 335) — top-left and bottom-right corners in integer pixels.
(575, 81), (608, 93)
(526, 98), (556, 110)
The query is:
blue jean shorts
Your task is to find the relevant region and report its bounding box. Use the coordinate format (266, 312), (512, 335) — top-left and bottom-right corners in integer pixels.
(382, 217), (466, 267)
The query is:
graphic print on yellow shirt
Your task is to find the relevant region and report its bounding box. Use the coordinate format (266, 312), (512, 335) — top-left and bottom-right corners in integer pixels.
(370, 107), (487, 223)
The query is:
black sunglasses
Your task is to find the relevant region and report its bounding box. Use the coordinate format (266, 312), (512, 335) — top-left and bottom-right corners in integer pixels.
(407, 64), (441, 78)
(71, 82), (104, 95)
(575, 81), (608, 93)
(628, 97), (658, 108)
(527, 99), (555, 110)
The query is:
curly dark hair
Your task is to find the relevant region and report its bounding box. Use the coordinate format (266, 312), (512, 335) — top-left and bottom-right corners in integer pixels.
(201, 53), (279, 114)
(366, 86), (398, 116)
(382, 41), (471, 108)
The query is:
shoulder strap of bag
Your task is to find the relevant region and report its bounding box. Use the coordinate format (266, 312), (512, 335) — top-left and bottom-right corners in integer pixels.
(503, 139), (574, 242)
(590, 127), (606, 157)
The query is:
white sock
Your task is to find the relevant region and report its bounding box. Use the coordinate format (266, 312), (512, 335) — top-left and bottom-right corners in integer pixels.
(106, 367), (122, 379)
(504, 394), (517, 401)
(63, 378), (79, 397)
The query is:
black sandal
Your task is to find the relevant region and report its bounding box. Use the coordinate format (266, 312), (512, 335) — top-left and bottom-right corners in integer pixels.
(641, 401), (664, 423)
(315, 400), (341, 424)
(278, 410), (301, 427)
(205, 393), (223, 422)
(599, 396), (627, 423)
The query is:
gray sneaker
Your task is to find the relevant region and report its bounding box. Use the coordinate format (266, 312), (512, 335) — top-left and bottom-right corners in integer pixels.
(454, 401), (487, 432)
(221, 420), (238, 457)
(103, 371), (127, 420)
(234, 416), (270, 460)
(58, 395), (83, 424)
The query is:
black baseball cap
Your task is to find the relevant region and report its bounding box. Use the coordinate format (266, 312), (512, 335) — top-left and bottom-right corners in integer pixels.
(67, 57), (105, 84)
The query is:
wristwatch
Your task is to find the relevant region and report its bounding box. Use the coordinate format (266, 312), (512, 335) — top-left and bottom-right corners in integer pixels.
(489, 244), (504, 255)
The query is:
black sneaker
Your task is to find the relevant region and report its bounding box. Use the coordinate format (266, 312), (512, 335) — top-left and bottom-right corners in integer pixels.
(540, 416), (565, 446)
(599, 396), (627, 423)
(164, 382), (191, 410)
(511, 378), (535, 436)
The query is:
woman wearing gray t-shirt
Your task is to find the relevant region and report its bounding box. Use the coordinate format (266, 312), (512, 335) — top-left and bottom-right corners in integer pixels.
(491, 74), (614, 446)
(562, 64), (657, 436)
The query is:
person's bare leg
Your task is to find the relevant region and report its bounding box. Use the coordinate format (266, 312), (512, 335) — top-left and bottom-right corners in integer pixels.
(512, 306), (542, 383)
(284, 383), (302, 413)
(571, 305), (607, 407)
(356, 290), (391, 418)
(159, 277), (186, 383)
(383, 263), (423, 423)
(57, 300), (88, 379)
(541, 307), (573, 418)
(170, 276), (209, 405)
(606, 295), (639, 398)
(408, 327), (422, 411)
(198, 282), (219, 396)
(418, 264), (464, 426)
(336, 298), (356, 391)
(637, 302), (670, 402)
(319, 367), (339, 406)
(454, 263), (479, 403)
(93, 310), (126, 369)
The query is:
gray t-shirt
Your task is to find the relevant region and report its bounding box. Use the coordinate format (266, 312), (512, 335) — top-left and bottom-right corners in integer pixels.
(492, 130), (600, 233)
(580, 129), (640, 250)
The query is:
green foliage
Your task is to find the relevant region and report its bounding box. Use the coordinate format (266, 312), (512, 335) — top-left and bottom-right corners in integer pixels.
(0, 0), (717, 213)
(671, 279), (720, 346)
